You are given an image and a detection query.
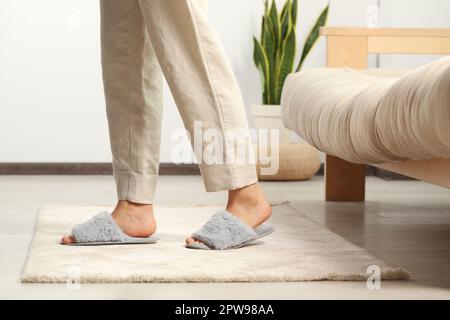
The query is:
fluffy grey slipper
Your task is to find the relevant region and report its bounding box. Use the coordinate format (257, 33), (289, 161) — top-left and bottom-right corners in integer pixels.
(186, 210), (275, 250)
(65, 211), (159, 246)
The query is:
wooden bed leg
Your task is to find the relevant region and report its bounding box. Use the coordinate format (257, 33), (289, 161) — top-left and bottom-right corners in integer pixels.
(325, 155), (366, 201)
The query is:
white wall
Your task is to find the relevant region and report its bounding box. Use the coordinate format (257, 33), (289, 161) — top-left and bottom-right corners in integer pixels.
(0, 0), (449, 163)
(0, 0), (106, 162)
(379, 0), (450, 68)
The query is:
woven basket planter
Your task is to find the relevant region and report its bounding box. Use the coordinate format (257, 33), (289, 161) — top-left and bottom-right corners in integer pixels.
(256, 143), (321, 181)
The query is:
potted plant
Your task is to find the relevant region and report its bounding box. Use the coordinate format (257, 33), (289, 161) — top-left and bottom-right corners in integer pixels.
(252, 0), (329, 144)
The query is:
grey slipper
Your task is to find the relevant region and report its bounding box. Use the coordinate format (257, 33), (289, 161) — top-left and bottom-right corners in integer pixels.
(65, 211), (159, 246)
(186, 210), (275, 250)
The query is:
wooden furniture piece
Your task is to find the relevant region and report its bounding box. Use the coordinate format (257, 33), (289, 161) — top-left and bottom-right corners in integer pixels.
(321, 27), (450, 201)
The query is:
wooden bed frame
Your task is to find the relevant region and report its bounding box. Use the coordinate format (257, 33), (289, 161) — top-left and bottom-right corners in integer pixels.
(320, 27), (450, 201)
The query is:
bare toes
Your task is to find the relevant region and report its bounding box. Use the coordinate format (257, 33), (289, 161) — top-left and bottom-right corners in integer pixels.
(186, 236), (199, 245)
(61, 235), (75, 245)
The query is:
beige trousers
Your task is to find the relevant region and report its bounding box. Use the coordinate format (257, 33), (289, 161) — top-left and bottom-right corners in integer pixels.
(100, 0), (257, 204)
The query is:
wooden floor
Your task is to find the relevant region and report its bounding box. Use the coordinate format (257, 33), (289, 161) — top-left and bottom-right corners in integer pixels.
(0, 175), (449, 299)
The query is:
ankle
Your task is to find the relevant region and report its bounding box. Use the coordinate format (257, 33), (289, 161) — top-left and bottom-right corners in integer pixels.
(115, 200), (154, 217)
(227, 184), (269, 208)
(111, 201), (157, 237)
(226, 183), (272, 224)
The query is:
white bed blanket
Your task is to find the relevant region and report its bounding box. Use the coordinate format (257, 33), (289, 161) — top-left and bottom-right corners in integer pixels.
(281, 56), (450, 163)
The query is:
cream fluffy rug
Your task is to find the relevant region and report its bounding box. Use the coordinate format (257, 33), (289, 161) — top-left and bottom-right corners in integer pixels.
(21, 204), (409, 283)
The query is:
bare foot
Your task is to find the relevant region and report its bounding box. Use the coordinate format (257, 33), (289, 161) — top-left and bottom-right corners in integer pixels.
(61, 200), (156, 245)
(186, 183), (272, 245)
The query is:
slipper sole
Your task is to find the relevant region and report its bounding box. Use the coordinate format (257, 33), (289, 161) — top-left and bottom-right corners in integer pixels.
(63, 235), (160, 246)
(186, 224), (274, 250)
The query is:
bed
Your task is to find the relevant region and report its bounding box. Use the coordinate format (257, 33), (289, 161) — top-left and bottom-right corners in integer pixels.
(281, 27), (450, 201)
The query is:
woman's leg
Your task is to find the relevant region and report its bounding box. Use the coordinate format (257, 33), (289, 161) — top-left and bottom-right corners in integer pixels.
(137, 0), (271, 243)
(101, 0), (163, 204)
(62, 0), (162, 244)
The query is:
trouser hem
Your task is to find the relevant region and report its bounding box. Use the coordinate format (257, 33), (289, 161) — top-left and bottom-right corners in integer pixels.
(199, 164), (258, 192)
(115, 171), (158, 204)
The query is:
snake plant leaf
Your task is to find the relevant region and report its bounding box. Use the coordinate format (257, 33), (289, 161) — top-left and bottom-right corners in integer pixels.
(296, 4), (329, 72)
(261, 0), (270, 46)
(253, 37), (270, 104)
(269, 0), (281, 49)
(274, 27), (296, 104)
(263, 13), (277, 103)
(280, 0), (291, 39)
(260, 15), (266, 47)
(291, 0), (298, 26)
(280, 0), (289, 19)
